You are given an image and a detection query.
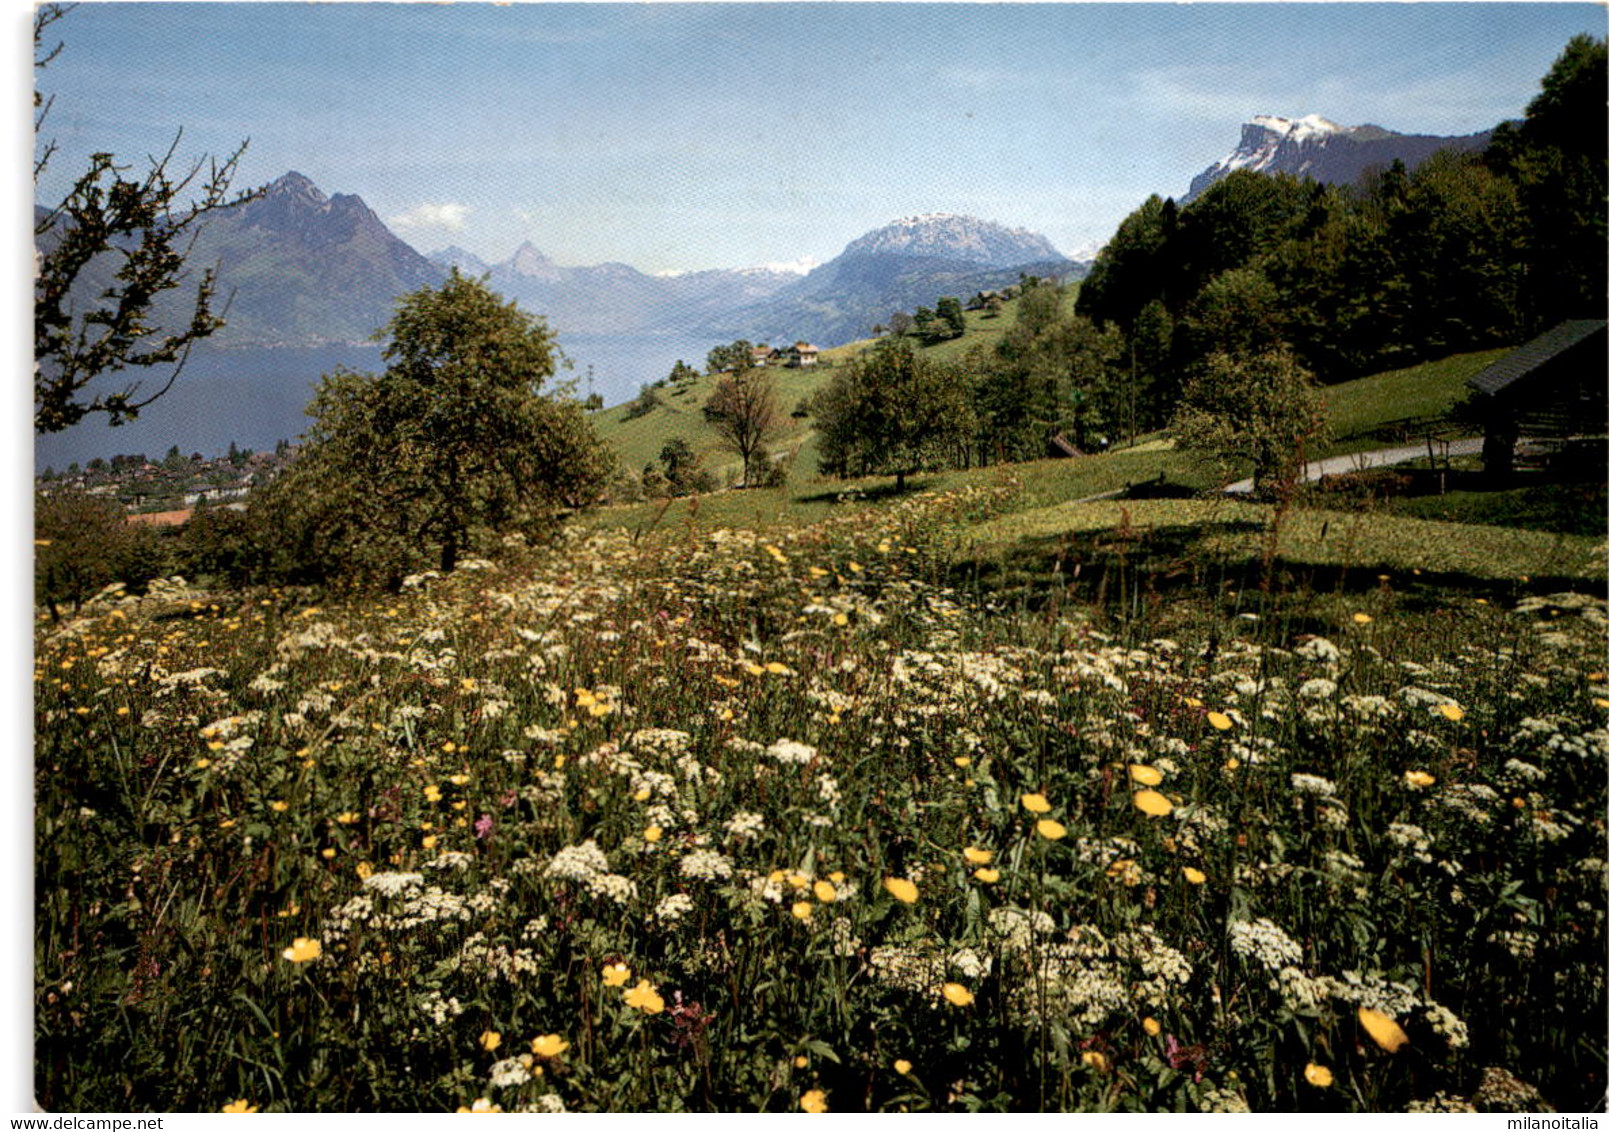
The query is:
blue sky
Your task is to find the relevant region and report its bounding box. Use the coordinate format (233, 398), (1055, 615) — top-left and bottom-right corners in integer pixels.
(31, 2), (1608, 274)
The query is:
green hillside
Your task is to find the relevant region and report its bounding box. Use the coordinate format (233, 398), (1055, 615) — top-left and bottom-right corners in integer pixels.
(589, 287), (1081, 482)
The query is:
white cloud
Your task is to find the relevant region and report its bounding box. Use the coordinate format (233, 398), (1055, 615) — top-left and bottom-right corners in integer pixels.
(388, 202), (470, 231)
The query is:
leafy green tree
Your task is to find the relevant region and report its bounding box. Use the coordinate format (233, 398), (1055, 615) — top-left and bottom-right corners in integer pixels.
(706, 341), (754, 375)
(814, 340), (974, 491)
(657, 437), (715, 496)
(35, 488), (167, 620)
(936, 296), (967, 339)
(1171, 348), (1329, 494)
(668, 360), (700, 386)
(33, 5), (260, 433)
(703, 369), (779, 487)
(255, 271), (611, 587)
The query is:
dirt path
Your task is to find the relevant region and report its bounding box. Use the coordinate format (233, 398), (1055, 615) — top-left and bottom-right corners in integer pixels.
(1223, 437), (1487, 495)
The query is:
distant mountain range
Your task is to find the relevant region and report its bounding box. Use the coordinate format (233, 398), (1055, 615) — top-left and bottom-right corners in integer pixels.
(1184, 114), (1494, 201)
(705, 214), (1086, 347)
(426, 243), (802, 338)
(68, 173), (1086, 353)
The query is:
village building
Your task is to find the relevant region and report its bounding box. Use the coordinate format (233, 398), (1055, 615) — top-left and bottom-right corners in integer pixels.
(1466, 319), (1607, 475)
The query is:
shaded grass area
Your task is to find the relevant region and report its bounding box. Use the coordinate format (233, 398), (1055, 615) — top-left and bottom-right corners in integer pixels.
(965, 497), (1606, 586)
(1317, 348), (1506, 456)
(1384, 481), (1607, 539)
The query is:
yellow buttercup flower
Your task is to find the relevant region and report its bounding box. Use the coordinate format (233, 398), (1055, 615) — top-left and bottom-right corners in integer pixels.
(793, 1055), (809, 1068)
(1020, 792), (1051, 814)
(1404, 770), (1436, 788)
(601, 961), (631, 987)
(1036, 819), (1067, 840)
(1182, 866), (1207, 885)
(1352, 612), (1373, 624)
(1206, 711), (1233, 731)
(1358, 1006), (1409, 1053)
(1128, 764), (1163, 786)
(282, 937), (321, 963)
(1133, 789), (1173, 817)
(269, 800), (289, 813)
(973, 867), (1000, 883)
(480, 1030), (501, 1052)
(643, 826), (663, 843)
(530, 1034), (569, 1058)
(883, 877), (919, 904)
(812, 879), (837, 903)
(800, 1089), (828, 1114)
(963, 846), (993, 865)
(941, 982), (974, 1007)
(1142, 1017), (1162, 1037)
(1437, 703), (1464, 722)
(894, 1059), (913, 1075)
(624, 979), (665, 1014)
(220, 1099), (258, 1113)
(791, 900), (814, 921)
(1304, 1063), (1334, 1088)
(1082, 1051), (1110, 1072)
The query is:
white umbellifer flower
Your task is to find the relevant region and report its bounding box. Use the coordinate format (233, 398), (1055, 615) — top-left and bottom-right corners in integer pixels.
(654, 893), (695, 923)
(1424, 1001), (1469, 1049)
(724, 811), (766, 840)
(766, 738), (818, 765)
(585, 873), (637, 905)
(1290, 773), (1336, 797)
(1228, 918), (1303, 971)
(487, 1057), (532, 1089)
(678, 848), (734, 881)
(1295, 636), (1342, 665)
(545, 840), (610, 881)
(1298, 678), (1337, 700)
(363, 871), (425, 897)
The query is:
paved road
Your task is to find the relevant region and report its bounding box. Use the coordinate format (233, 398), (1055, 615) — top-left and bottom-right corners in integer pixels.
(1223, 437), (1486, 495)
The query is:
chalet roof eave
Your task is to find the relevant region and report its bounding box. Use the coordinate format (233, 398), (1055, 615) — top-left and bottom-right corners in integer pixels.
(1466, 319), (1607, 398)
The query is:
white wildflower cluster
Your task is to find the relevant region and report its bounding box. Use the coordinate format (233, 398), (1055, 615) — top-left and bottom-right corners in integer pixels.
(766, 738), (818, 765)
(1424, 1001), (1469, 1049)
(1296, 636), (1343, 665)
(1228, 918), (1303, 971)
(487, 1057), (532, 1090)
(1438, 782), (1500, 824)
(1502, 758), (1546, 783)
(1473, 1067), (1549, 1111)
(452, 933), (542, 982)
(1289, 773), (1337, 798)
(1386, 822), (1434, 864)
(988, 906), (1055, 950)
(419, 990), (464, 1026)
(519, 1095), (568, 1113)
(1297, 677), (1338, 700)
(679, 848), (734, 881)
(865, 943), (992, 1005)
(723, 811), (766, 841)
(654, 893), (695, 924)
(545, 840), (610, 881)
(364, 871), (425, 897)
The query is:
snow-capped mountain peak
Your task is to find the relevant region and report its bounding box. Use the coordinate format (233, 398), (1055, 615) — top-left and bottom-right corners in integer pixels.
(1185, 113), (1494, 202)
(840, 213), (1062, 267)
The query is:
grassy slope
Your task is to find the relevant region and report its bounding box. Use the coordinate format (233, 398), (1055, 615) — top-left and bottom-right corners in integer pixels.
(585, 303), (1599, 585)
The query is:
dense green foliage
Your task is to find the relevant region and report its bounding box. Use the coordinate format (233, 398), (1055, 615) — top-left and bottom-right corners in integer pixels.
(1172, 349), (1330, 493)
(253, 272), (611, 587)
(814, 340), (975, 490)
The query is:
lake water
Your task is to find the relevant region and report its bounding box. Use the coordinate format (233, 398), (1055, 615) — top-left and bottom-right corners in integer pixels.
(34, 332), (724, 472)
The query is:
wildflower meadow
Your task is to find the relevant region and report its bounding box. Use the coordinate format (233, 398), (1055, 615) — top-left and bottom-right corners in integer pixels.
(34, 484), (1608, 1112)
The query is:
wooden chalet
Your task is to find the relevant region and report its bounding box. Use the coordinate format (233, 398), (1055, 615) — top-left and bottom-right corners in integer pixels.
(1466, 320), (1607, 474)
(786, 342), (819, 368)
